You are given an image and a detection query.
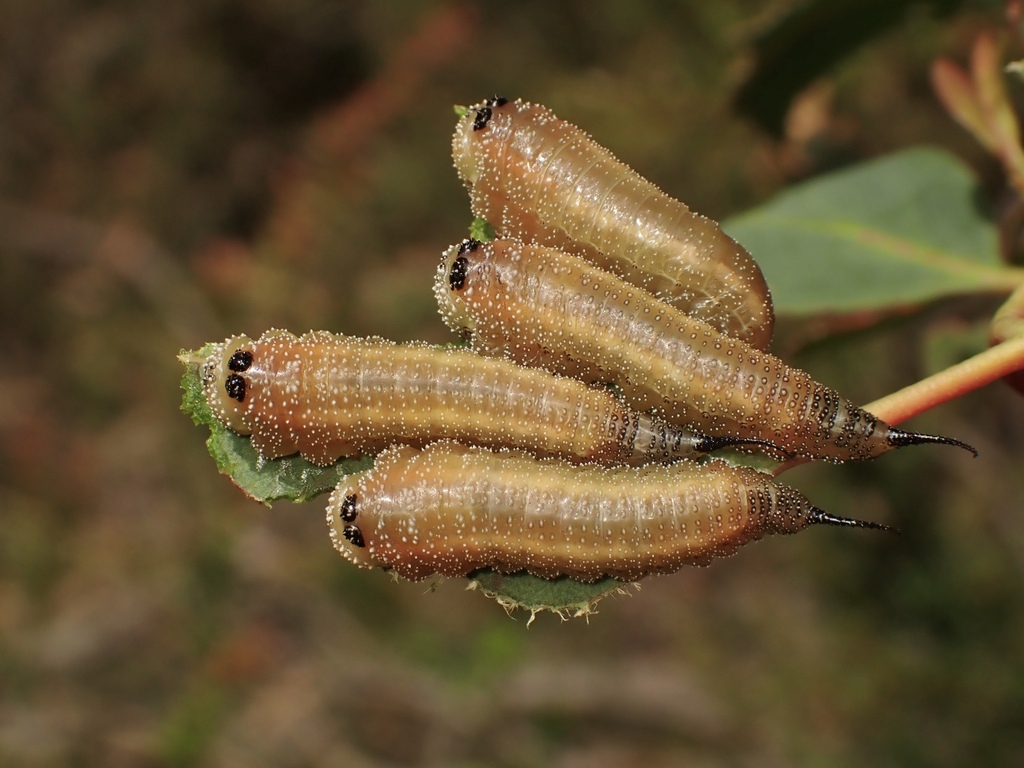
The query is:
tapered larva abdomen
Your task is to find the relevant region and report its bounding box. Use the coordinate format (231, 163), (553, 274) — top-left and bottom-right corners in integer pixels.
(435, 240), (977, 462)
(452, 97), (775, 350)
(327, 441), (889, 582)
(201, 329), (760, 467)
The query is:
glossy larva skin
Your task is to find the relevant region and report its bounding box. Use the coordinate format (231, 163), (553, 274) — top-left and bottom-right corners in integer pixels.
(327, 441), (819, 582)
(436, 240), (954, 462)
(452, 98), (775, 350)
(200, 329), (728, 467)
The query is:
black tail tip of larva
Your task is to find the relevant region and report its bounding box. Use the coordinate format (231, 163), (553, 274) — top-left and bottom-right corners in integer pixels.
(886, 428), (978, 458)
(809, 507), (899, 534)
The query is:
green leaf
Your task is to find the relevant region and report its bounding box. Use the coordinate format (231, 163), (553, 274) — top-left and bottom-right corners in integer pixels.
(470, 571), (626, 620)
(724, 147), (1018, 317)
(468, 217), (495, 243)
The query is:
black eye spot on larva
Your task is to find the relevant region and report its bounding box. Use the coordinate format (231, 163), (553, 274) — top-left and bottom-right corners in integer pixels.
(449, 256), (470, 291)
(225, 374), (247, 402)
(228, 349), (253, 373)
(340, 494), (358, 523)
(484, 95), (507, 107)
(457, 238), (481, 254)
(473, 107), (493, 131)
(342, 525), (365, 548)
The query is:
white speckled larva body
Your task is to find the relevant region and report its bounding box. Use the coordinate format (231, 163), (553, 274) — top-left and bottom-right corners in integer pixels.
(201, 329), (756, 466)
(327, 441), (886, 582)
(452, 97), (775, 350)
(435, 239), (978, 462)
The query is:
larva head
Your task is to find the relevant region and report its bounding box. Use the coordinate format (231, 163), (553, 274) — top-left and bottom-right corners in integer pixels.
(453, 95), (511, 186)
(434, 238), (488, 337)
(326, 445), (425, 572)
(326, 475), (375, 571)
(201, 335), (255, 435)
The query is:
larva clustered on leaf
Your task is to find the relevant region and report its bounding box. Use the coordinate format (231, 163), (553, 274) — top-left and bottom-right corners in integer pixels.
(188, 98), (973, 593)
(327, 441), (891, 582)
(435, 239), (977, 462)
(453, 96), (775, 350)
(201, 329), (767, 467)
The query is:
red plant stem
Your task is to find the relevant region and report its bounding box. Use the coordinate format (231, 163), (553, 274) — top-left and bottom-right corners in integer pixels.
(863, 336), (1024, 424)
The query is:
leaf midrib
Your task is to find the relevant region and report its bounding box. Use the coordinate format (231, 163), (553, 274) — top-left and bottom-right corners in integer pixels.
(741, 213), (1022, 288)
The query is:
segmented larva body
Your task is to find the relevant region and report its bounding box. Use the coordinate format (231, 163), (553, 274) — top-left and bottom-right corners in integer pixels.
(452, 97), (775, 350)
(436, 239), (977, 462)
(201, 329), (756, 467)
(327, 441), (885, 582)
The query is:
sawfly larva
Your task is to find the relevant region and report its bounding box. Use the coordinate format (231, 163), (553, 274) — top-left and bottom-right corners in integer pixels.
(201, 329), (769, 467)
(452, 96), (775, 350)
(435, 239), (977, 462)
(327, 441), (892, 582)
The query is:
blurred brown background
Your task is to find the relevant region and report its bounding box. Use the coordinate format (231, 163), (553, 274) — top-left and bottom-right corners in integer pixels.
(2, 1), (1022, 765)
